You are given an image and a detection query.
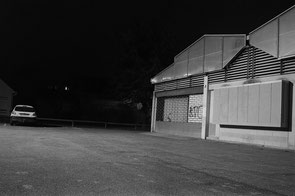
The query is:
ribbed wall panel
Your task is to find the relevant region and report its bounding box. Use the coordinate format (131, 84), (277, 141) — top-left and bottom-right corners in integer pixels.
(283, 58), (295, 74)
(208, 71), (226, 84)
(224, 47), (249, 82)
(155, 45), (295, 92)
(155, 81), (176, 92)
(164, 81), (177, 91)
(177, 78), (191, 89)
(154, 74), (204, 92)
(155, 84), (165, 91)
(191, 75), (204, 87)
(253, 47), (281, 77)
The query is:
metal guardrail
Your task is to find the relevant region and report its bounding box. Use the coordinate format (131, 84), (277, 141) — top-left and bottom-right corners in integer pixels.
(37, 118), (150, 130)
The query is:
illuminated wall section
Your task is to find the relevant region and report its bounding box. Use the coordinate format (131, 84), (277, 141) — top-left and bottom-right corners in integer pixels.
(151, 35), (246, 84)
(174, 50), (188, 79)
(187, 38), (204, 76)
(249, 19), (278, 57)
(212, 80), (290, 128)
(250, 6), (295, 59)
(204, 36), (223, 72)
(223, 36), (246, 67)
(151, 64), (175, 83)
(279, 6), (295, 58)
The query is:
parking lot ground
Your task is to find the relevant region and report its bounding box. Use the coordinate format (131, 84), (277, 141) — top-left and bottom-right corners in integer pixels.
(0, 124), (294, 196)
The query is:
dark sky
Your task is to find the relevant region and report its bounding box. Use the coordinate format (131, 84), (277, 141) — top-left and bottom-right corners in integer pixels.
(0, 0), (294, 101)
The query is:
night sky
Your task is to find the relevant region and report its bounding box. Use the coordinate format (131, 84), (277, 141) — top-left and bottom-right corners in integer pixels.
(0, 0), (294, 119)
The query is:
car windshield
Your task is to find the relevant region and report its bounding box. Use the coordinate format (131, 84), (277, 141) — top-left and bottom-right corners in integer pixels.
(15, 106), (35, 112)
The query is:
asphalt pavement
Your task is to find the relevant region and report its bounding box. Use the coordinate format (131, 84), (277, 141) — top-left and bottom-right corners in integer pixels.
(0, 124), (294, 196)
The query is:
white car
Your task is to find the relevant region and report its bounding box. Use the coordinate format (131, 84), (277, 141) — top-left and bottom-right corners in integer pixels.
(10, 105), (37, 125)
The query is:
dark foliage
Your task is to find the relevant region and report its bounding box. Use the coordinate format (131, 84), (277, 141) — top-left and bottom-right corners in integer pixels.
(113, 19), (176, 111)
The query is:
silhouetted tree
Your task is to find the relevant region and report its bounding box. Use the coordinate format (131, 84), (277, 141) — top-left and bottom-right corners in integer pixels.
(113, 19), (177, 122)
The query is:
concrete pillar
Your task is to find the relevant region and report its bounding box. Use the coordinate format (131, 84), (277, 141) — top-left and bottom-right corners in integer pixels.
(150, 91), (157, 132)
(289, 84), (295, 150)
(201, 76), (210, 139)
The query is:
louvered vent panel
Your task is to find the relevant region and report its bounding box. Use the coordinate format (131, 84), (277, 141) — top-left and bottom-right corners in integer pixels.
(226, 48), (249, 82)
(253, 47), (281, 78)
(164, 81), (177, 91)
(208, 70), (225, 84)
(191, 75), (204, 87)
(177, 78), (191, 89)
(155, 83), (165, 91)
(155, 79), (191, 92)
(283, 58), (295, 74)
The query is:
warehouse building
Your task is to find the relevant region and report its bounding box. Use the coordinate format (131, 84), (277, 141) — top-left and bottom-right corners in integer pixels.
(150, 5), (295, 150)
(0, 79), (16, 118)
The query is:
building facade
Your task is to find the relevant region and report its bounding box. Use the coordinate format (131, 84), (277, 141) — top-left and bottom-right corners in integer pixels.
(0, 79), (15, 117)
(150, 5), (295, 150)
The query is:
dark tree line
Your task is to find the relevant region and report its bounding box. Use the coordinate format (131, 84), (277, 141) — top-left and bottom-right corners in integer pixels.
(113, 19), (177, 117)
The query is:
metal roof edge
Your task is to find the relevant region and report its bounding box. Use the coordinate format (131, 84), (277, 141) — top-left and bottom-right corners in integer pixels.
(174, 34), (246, 60)
(278, 54), (295, 60)
(173, 35), (205, 60)
(150, 63), (175, 84)
(249, 4), (295, 35)
(0, 78), (16, 94)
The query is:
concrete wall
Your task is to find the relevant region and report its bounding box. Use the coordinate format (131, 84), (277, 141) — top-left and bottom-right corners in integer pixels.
(209, 74), (295, 150)
(155, 121), (202, 138)
(217, 127), (289, 148)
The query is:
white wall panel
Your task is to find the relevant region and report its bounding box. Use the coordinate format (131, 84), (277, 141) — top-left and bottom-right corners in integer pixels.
(219, 88), (229, 123)
(212, 80), (289, 127)
(271, 82), (282, 126)
(237, 86), (248, 124)
(228, 87), (238, 123)
(212, 89), (221, 124)
(248, 85), (259, 124)
(259, 83), (271, 125)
